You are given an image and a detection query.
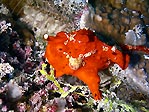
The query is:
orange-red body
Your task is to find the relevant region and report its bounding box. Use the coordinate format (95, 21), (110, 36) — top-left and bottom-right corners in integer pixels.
(44, 29), (130, 100)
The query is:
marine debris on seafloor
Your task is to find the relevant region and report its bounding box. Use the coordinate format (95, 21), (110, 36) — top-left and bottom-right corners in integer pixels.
(0, 0), (149, 111)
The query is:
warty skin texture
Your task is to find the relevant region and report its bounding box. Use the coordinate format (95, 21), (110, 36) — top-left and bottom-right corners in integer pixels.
(44, 29), (130, 100)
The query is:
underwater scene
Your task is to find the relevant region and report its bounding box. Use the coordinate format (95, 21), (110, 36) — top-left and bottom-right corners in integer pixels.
(0, 0), (149, 111)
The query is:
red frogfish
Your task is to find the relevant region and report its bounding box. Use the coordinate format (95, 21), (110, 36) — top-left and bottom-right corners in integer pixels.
(44, 29), (130, 100)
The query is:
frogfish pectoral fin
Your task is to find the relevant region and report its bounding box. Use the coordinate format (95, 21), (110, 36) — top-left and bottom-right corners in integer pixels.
(108, 49), (130, 70)
(74, 69), (102, 100)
